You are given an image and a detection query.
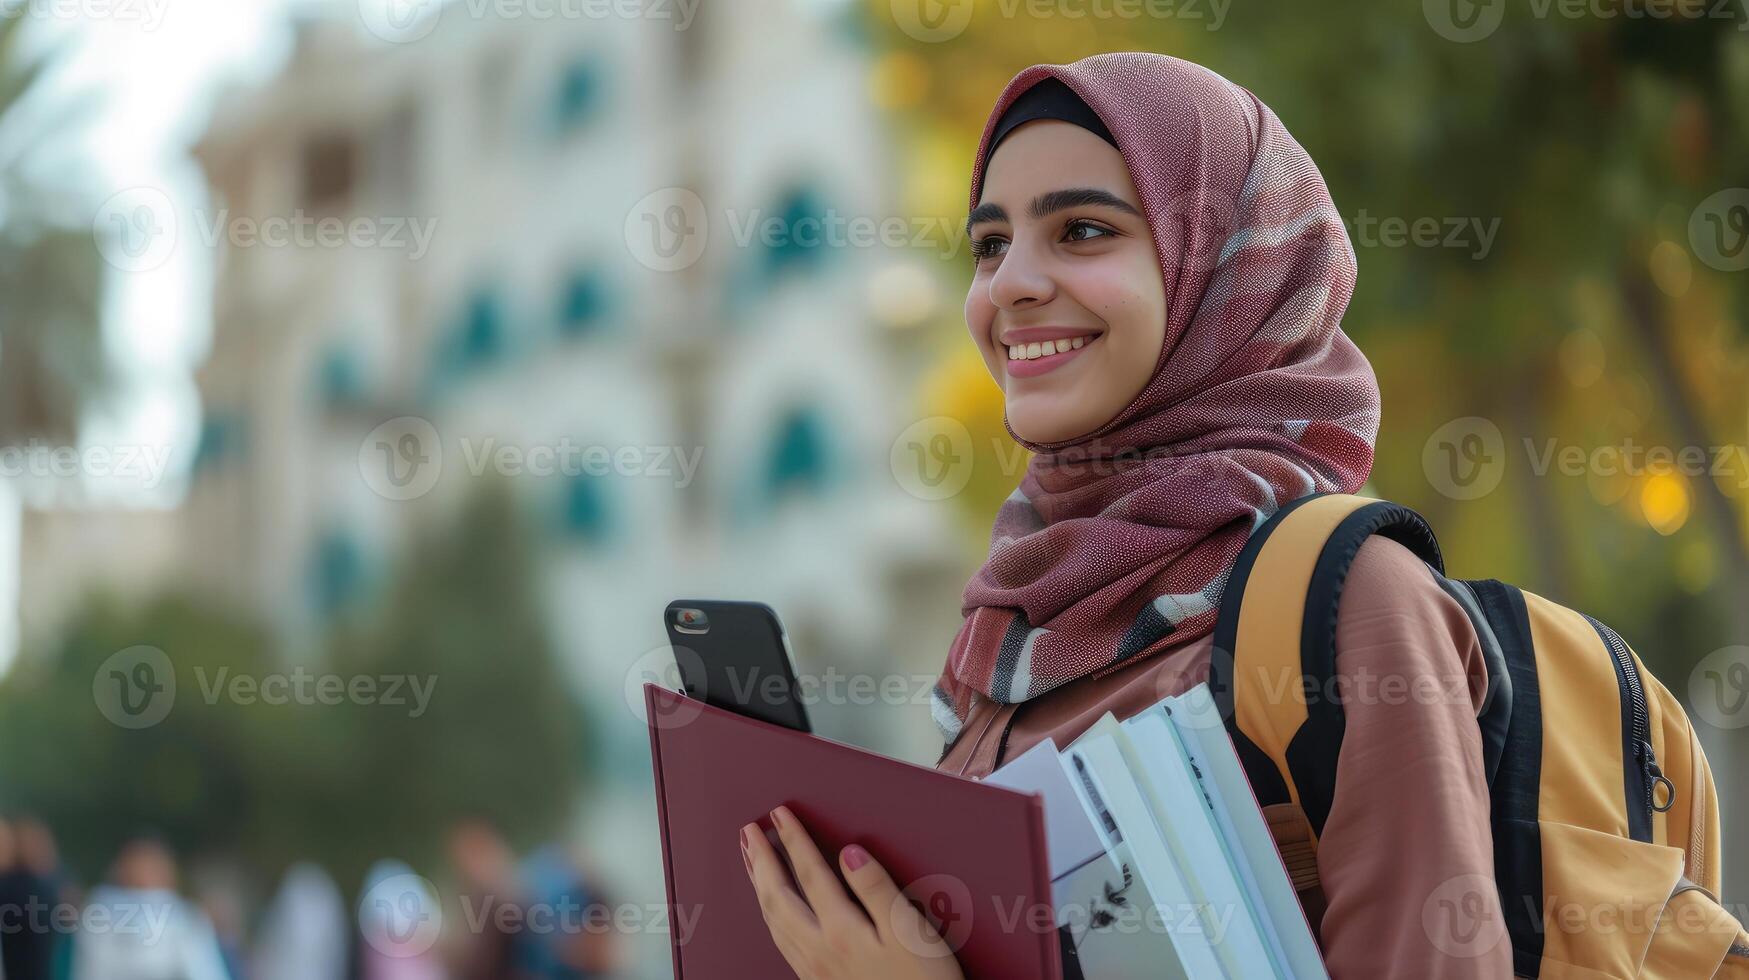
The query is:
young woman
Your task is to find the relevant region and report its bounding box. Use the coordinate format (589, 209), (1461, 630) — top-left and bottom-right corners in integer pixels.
(739, 52), (1505, 979)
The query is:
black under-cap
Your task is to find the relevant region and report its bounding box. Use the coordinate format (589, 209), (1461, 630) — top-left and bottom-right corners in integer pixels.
(987, 77), (1119, 159)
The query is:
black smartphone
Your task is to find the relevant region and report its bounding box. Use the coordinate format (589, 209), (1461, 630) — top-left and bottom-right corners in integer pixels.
(663, 599), (811, 733)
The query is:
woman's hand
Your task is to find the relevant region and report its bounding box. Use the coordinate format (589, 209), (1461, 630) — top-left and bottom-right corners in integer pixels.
(740, 805), (966, 980)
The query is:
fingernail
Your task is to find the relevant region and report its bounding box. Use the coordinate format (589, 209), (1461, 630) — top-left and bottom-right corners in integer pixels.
(770, 806), (789, 830)
(740, 824), (753, 848)
(742, 843), (752, 875)
(842, 844), (870, 871)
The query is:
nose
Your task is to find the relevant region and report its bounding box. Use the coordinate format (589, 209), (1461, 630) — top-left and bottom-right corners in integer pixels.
(985, 237), (1056, 311)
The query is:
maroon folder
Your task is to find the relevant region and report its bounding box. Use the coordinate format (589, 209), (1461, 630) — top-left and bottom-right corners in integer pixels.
(644, 683), (1062, 978)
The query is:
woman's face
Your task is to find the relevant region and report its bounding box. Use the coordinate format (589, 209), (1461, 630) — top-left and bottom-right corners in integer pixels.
(965, 119), (1166, 447)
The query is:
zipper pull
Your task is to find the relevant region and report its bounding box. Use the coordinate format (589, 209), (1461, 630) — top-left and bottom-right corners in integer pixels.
(1641, 739), (1677, 813)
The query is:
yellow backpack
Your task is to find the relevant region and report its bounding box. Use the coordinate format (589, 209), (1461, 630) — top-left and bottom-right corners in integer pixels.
(1209, 492), (1749, 978)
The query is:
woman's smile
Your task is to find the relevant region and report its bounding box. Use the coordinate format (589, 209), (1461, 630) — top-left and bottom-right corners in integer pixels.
(1000, 329), (1102, 378)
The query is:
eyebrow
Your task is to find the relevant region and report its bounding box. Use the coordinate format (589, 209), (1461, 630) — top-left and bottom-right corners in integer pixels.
(965, 187), (1144, 235)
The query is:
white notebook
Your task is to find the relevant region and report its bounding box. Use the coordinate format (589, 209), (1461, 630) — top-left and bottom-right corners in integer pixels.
(1164, 685), (1328, 980)
(987, 738), (1181, 980)
(1122, 708), (1281, 978)
(1066, 720), (1226, 978)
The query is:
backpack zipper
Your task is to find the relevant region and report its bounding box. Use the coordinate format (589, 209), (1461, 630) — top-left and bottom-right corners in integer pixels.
(1586, 615), (1676, 837)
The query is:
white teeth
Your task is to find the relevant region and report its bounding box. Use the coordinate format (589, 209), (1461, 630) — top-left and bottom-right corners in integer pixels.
(1005, 334), (1097, 361)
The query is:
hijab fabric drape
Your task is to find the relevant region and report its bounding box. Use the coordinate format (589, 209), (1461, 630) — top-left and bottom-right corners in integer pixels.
(932, 53), (1380, 744)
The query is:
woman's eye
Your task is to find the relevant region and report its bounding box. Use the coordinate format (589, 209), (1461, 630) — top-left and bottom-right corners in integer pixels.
(969, 236), (1009, 261)
(1063, 219), (1115, 243)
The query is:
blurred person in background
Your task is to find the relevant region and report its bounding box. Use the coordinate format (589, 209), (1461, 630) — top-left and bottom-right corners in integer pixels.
(190, 859), (251, 980)
(250, 862), (348, 980)
(357, 859), (446, 980)
(441, 819), (522, 980)
(0, 817), (63, 980)
(69, 834), (232, 980)
(14, 819), (76, 908)
(513, 843), (621, 980)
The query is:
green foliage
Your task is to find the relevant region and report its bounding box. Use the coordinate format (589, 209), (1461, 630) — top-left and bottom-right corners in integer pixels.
(874, 1), (1749, 674)
(0, 10), (110, 445)
(0, 482), (588, 889)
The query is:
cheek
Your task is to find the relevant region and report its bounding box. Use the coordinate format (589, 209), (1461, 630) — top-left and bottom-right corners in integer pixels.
(1068, 262), (1165, 347)
(964, 284), (1000, 360)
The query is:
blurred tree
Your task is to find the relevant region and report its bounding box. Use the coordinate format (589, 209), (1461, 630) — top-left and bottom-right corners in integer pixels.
(0, 592), (278, 875)
(869, 1), (1749, 662)
(0, 481), (589, 892)
(322, 477), (589, 884)
(0, 11), (110, 446)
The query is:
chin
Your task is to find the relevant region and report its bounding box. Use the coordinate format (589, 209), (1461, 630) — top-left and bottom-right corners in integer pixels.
(1006, 403), (1096, 447)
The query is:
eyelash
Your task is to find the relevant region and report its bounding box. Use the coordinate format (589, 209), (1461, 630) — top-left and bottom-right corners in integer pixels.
(969, 219), (1116, 262)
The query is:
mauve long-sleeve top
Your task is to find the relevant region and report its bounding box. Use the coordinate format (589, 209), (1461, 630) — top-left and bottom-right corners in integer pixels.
(936, 532), (1513, 978)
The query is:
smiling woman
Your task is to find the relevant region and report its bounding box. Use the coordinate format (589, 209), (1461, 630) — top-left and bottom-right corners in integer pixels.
(739, 51), (1519, 980)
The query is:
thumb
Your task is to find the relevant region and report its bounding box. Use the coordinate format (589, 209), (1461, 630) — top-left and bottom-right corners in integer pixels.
(839, 845), (955, 958)
(839, 844), (904, 936)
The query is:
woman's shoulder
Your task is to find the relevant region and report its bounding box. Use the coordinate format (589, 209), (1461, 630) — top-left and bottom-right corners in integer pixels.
(1334, 532), (1490, 704)
(1339, 530), (1461, 619)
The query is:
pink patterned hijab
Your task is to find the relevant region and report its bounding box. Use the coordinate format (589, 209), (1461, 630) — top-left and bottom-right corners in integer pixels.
(932, 53), (1380, 744)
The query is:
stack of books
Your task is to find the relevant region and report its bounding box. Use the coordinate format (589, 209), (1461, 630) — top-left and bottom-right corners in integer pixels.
(983, 682), (1329, 980)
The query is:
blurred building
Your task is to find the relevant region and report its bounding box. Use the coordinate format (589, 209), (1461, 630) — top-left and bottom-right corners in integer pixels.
(163, 3), (965, 973)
